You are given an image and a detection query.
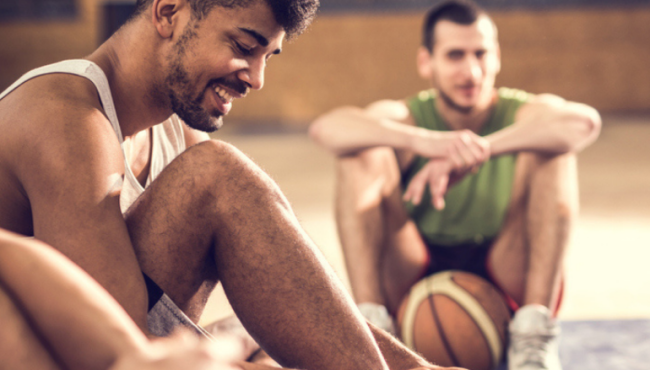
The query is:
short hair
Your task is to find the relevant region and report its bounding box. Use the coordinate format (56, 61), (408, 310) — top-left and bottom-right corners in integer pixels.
(422, 0), (491, 52)
(132, 0), (319, 39)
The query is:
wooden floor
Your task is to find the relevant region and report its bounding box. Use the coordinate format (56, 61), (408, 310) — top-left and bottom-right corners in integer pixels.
(199, 114), (650, 325)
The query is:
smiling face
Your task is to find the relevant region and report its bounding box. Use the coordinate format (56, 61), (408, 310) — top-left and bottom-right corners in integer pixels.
(163, 1), (284, 132)
(417, 15), (500, 114)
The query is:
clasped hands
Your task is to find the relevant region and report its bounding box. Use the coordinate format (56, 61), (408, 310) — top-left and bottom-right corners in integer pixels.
(404, 130), (490, 210)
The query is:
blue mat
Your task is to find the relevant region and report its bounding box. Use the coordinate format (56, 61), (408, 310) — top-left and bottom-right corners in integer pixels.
(496, 319), (650, 370)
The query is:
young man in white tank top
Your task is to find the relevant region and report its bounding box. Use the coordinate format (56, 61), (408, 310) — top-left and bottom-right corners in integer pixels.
(0, 1), (464, 370)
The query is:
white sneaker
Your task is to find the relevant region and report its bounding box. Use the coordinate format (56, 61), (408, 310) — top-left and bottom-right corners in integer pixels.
(357, 302), (396, 335)
(508, 304), (562, 370)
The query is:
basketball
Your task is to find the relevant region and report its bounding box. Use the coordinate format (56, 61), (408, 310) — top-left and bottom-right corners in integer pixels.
(396, 271), (511, 370)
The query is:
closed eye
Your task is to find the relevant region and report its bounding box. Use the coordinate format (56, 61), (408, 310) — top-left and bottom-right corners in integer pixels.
(234, 41), (253, 56)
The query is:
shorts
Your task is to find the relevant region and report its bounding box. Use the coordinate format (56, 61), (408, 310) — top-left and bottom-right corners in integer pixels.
(143, 273), (212, 338)
(418, 239), (563, 314)
(422, 239), (494, 283)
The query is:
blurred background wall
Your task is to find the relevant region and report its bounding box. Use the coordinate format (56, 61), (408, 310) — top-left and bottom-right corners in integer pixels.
(1, 0), (649, 124)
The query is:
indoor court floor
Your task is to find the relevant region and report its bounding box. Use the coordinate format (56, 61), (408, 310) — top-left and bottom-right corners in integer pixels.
(200, 114), (650, 367)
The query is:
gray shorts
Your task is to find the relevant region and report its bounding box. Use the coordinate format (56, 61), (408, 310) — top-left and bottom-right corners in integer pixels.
(147, 293), (213, 338)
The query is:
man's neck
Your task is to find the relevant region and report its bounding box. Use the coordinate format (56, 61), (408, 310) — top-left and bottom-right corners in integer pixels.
(435, 89), (497, 134)
(86, 21), (173, 139)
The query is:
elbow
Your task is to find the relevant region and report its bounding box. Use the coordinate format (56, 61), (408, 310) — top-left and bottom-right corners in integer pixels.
(308, 114), (329, 147)
(585, 107), (602, 140)
(309, 107), (360, 155)
(569, 108), (602, 152)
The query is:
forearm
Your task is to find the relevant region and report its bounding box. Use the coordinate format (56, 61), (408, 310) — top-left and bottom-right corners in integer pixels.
(309, 106), (435, 157)
(487, 102), (601, 157)
(0, 230), (148, 370)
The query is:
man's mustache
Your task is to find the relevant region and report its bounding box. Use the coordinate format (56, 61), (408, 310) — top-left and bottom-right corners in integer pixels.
(211, 78), (250, 97)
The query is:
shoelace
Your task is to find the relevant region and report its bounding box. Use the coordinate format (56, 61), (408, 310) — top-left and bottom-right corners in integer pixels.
(510, 332), (557, 368)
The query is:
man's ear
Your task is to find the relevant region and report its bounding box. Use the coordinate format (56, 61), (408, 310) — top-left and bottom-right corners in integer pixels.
(416, 46), (433, 80)
(151, 0), (186, 39)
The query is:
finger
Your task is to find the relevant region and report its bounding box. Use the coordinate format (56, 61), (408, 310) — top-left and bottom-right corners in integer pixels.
(462, 133), (488, 164)
(447, 144), (466, 169)
(203, 335), (245, 364)
(404, 166), (430, 205)
(456, 134), (481, 168)
(431, 173), (449, 211)
(452, 142), (475, 172)
(407, 175), (427, 205)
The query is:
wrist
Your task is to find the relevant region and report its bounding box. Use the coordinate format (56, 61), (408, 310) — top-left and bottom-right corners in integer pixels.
(410, 130), (443, 157)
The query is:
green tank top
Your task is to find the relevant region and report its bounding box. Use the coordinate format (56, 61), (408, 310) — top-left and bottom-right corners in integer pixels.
(403, 87), (532, 247)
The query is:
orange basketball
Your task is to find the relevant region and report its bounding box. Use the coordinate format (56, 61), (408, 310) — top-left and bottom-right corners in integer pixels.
(396, 271), (511, 370)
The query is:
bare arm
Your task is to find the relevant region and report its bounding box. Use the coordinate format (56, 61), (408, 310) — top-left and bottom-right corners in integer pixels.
(13, 79), (149, 329)
(310, 101), (426, 156)
(0, 229), (149, 370)
(309, 100), (489, 167)
(404, 95), (601, 209)
(0, 229), (255, 370)
(487, 94), (601, 156)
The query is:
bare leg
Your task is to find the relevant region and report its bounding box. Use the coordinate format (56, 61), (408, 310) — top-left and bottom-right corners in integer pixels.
(488, 152), (578, 310)
(125, 141), (392, 370)
(0, 229), (310, 370)
(335, 147), (429, 313)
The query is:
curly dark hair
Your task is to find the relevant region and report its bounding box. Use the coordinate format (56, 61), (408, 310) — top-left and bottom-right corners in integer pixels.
(132, 0), (319, 39)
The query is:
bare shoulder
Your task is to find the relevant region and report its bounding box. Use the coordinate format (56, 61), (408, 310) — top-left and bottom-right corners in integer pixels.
(521, 93), (567, 110)
(365, 99), (415, 125)
(0, 73), (126, 234)
(2, 73), (124, 195)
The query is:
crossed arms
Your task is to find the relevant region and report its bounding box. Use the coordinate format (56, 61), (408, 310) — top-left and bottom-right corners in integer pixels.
(309, 93), (601, 209)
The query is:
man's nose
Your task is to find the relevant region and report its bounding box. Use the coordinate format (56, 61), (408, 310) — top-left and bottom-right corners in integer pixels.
(238, 58), (265, 91)
(461, 56), (483, 80)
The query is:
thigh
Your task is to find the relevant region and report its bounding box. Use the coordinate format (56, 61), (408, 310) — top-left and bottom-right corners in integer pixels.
(487, 152), (577, 305)
(485, 153), (532, 304)
(364, 149), (430, 313)
(125, 142), (225, 322)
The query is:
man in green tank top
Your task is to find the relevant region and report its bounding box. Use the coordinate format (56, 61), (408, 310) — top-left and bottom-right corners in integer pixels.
(310, 1), (601, 369)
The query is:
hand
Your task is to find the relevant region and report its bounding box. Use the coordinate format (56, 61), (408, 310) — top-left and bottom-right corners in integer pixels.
(110, 329), (245, 370)
(412, 130), (490, 169)
(204, 315), (261, 361)
(402, 158), (475, 210)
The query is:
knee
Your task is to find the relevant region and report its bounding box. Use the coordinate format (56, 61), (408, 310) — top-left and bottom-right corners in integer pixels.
(519, 152), (579, 217)
(520, 151), (577, 176)
(336, 147), (401, 196)
(186, 140), (289, 209)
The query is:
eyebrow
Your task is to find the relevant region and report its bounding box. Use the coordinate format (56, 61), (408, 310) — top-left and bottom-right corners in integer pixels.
(237, 27), (282, 54)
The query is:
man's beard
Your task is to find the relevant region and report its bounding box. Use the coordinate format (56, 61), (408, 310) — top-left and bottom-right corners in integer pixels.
(437, 87), (474, 115)
(163, 21), (224, 133)
(165, 56), (224, 133)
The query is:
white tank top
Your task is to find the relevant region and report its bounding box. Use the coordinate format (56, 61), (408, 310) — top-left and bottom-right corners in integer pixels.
(0, 59), (186, 214)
